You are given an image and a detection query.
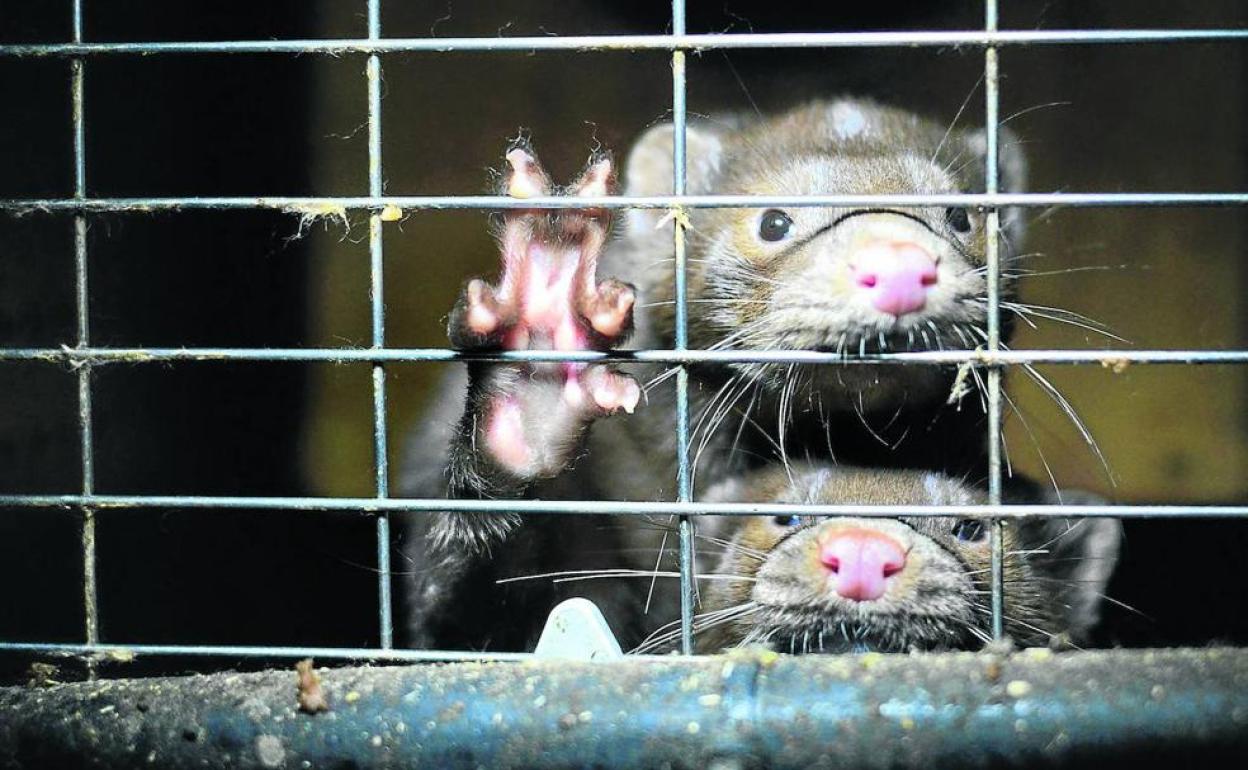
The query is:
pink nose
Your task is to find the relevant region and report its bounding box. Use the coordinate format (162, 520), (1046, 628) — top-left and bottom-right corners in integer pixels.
(819, 528), (907, 602)
(850, 241), (938, 317)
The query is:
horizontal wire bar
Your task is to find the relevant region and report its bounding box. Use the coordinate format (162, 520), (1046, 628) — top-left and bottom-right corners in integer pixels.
(3, 192), (1248, 214)
(1, 29), (1246, 58)
(0, 641), (535, 663)
(0, 494), (1244, 518)
(1, 347), (1246, 366)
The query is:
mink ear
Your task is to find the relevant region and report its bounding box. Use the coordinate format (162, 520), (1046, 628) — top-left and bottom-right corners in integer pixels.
(622, 119), (730, 237)
(965, 125), (1029, 247)
(1022, 489), (1122, 643)
(693, 476), (753, 546)
(965, 125), (1028, 193)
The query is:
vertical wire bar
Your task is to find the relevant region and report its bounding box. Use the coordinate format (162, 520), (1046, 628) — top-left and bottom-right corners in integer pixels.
(367, 0), (394, 649)
(671, 0), (695, 655)
(71, 0), (100, 669)
(984, 0), (1006, 640)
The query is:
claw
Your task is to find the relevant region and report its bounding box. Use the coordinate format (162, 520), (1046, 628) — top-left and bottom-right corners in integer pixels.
(574, 154), (615, 199)
(586, 280), (635, 339)
(465, 279), (501, 335)
(505, 147), (551, 199)
(458, 143), (630, 351)
(585, 367), (641, 415)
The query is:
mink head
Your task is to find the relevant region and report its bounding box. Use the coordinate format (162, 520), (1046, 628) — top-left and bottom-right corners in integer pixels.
(693, 465), (1120, 654)
(622, 99), (1027, 407)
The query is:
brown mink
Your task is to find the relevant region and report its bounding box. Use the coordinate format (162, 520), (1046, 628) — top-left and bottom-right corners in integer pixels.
(649, 464), (1121, 654)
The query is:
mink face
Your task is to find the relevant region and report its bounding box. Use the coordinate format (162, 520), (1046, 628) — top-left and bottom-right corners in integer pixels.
(615, 98), (1026, 412)
(689, 465), (1120, 654)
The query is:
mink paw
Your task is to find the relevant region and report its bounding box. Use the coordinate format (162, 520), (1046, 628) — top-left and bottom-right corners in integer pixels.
(450, 144), (639, 481)
(450, 146), (634, 350)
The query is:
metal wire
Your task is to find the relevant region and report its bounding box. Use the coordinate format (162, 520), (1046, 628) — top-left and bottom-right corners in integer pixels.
(70, 0), (100, 673)
(3, 347), (1247, 366)
(4, 192), (1248, 212)
(366, 0), (394, 652)
(984, 0), (1006, 641)
(670, 0), (695, 656)
(0, 494), (1243, 519)
(2, 29), (1246, 57)
(0, 641), (533, 663)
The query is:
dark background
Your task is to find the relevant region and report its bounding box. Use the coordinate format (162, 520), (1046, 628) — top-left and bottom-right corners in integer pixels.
(1, 1), (1245, 682)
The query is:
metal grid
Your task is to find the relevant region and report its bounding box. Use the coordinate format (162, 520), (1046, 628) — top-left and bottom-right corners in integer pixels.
(1, 2), (1247, 667)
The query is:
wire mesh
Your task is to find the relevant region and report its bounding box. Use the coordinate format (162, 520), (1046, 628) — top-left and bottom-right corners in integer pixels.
(0, 1), (1246, 665)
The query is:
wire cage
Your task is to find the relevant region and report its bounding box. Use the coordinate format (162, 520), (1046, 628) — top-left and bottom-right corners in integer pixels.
(1, 1), (1247, 767)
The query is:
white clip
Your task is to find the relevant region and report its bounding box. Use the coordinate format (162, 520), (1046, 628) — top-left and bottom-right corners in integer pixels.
(533, 598), (624, 661)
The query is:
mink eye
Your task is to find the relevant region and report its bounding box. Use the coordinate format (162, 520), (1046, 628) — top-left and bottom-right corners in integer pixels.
(758, 209), (794, 242)
(772, 514), (801, 527)
(945, 206), (972, 234)
(952, 519), (986, 542)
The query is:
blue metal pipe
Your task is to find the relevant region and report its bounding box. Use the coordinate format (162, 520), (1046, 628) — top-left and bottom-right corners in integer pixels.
(1, 649), (1244, 768)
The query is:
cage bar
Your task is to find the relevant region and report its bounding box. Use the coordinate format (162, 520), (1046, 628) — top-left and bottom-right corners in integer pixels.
(4, 191), (1248, 213)
(0, 494), (1244, 519)
(3, 29), (1248, 58)
(0, 640), (530, 663)
(364, 0), (394, 652)
(0, 641), (528, 662)
(984, 0), (1006, 640)
(69, 0), (100, 673)
(3, 347), (1248, 366)
(670, 0), (695, 656)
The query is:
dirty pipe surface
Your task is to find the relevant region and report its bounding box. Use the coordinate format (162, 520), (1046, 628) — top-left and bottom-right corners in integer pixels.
(1, 648), (1245, 769)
